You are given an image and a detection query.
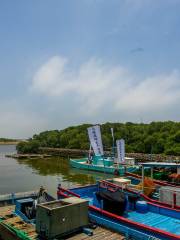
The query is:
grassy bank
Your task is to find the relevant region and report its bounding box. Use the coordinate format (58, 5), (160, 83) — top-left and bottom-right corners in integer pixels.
(0, 141), (19, 145)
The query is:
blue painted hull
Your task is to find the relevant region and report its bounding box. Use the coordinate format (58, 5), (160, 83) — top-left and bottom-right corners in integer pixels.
(58, 184), (180, 240)
(89, 211), (161, 240)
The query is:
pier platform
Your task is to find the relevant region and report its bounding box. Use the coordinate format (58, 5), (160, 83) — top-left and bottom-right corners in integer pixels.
(65, 226), (125, 240)
(0, 205), (125, 240)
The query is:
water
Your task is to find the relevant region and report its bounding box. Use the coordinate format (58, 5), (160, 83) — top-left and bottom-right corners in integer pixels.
(0, 145), (108, 197)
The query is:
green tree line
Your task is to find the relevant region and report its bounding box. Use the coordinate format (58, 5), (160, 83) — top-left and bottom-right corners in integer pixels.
(16, 121), (180, 155)
(0, 138), (18, 142)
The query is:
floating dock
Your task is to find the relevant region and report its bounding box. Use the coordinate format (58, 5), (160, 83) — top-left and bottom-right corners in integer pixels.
(0, 205), (125, 240)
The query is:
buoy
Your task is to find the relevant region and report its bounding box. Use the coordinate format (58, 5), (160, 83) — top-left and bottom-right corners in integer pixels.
(136, 200), (148, 213)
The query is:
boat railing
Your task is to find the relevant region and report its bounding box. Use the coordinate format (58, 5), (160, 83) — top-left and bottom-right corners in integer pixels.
(0, 191), (38, 203)
(57, 186), (80, 198)
(126, 172), (180, 187)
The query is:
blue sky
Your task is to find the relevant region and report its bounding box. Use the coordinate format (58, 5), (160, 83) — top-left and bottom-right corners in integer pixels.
(0, 0), (180, 138)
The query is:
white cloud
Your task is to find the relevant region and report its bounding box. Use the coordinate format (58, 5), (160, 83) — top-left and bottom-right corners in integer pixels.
(31, 56), (180, 119)
(31, 56), (131, 114)
(31, 56), (74, 97)
(117, 71), (180, 112)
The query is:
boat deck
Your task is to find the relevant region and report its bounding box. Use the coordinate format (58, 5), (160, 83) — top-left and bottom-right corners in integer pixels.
(126, 210), (180, 235)
(0, 205), (14, 218)
(0, 205), (125, 240)
(0, 205), (37, 240)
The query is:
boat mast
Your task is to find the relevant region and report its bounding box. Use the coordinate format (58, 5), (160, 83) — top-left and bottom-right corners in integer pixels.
(111, 127), (115, 158)
(88, 144), (92, 161)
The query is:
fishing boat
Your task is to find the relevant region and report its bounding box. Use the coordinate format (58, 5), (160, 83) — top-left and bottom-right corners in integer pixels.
(102, 178), (180, 210)
(70, 155), (138, 175)
(126, 171), (180, 187)
(105, 163), (180, 210)
(70, 125), (139, 175)
(0, 187), (55, 239)
(57, 182), (180, 240)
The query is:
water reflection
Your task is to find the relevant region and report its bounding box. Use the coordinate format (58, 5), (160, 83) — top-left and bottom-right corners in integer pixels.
(17, 157), (107, 185)
(0, 145), (110, 195)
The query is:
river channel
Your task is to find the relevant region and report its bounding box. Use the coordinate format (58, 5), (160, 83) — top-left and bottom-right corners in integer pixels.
(0, 145), (109, 197)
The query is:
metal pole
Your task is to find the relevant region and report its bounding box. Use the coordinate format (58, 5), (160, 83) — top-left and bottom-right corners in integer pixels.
(142, 165), (144, 193)
(102, 155), (106, 180)
(112, 137), (115, 158)
(111, 127), (115, 158)
(151, 167), (153, 179)
(112, 139), (115, 158)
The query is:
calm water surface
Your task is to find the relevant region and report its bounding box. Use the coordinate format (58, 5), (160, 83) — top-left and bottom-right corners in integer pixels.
(0, 145), (109, 196)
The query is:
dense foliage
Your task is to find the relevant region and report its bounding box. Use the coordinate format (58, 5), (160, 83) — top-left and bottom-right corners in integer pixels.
(16, 121), (180, 155)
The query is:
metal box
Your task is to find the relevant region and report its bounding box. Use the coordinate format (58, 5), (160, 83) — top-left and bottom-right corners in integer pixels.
(36, 197), (88, 239)
(159, 186), (180, 206)
(113, 178), (131, 188)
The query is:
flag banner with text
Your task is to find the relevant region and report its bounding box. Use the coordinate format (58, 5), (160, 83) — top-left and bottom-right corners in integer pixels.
(87, 125), (104, 156)
(116, 139), (125, 163)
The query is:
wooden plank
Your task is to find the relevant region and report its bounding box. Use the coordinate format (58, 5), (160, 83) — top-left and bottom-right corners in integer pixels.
(65, 227), (125, 240)
(3, 216), (22, 224)
(0, 205), (15, 218)
(0, 209), (37, 240)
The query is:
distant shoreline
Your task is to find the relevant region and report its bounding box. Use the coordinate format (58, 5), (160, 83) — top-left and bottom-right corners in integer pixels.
(0, 142), (19, 145)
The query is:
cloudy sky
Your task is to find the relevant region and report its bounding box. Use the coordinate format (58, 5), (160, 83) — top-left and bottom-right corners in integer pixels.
(0, 0), (180, 138)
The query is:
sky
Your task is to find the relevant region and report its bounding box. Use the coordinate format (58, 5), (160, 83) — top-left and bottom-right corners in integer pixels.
(0, 0), (180, 138)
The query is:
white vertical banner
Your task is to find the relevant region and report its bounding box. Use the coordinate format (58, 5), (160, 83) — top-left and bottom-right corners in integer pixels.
(87, 125), (104, 156)
(116, 139), (125, 163)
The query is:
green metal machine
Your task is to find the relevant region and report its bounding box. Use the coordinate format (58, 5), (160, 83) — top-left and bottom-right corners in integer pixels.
(36, 197), (89, 239)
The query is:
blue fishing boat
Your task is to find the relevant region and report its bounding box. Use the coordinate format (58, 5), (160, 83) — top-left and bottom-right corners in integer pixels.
(0, 187), (55, 224)
(0, 188), (55, 240)
(57, 182), (180, 240)
(103, 178), (180, 210)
